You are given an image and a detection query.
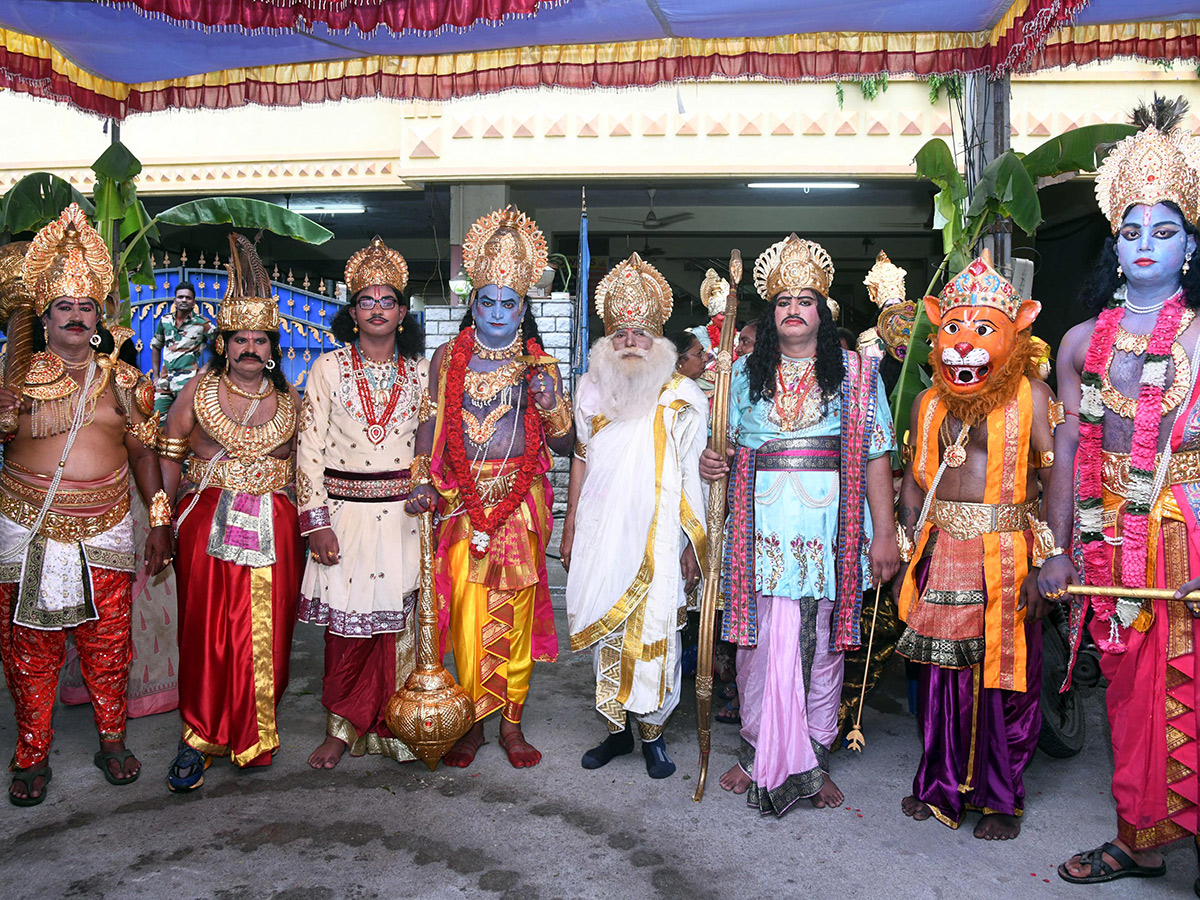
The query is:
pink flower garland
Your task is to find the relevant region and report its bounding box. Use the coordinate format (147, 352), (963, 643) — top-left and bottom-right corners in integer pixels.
(1077, 291), (1186, 652)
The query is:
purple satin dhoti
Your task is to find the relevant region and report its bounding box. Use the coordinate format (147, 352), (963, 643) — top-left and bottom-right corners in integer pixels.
(911, 619), (1042, 827)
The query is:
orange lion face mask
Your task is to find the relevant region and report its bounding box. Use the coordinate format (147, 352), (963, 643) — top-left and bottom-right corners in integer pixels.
(924, 303), (1039, 397)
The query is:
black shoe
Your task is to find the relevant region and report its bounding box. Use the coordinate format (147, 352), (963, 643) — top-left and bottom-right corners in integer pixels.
(641, 737), (676, 779)
(581, 728), (634, 769)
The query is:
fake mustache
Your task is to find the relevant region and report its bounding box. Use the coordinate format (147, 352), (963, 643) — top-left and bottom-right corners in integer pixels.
(237, 352), (264, 362)
(63, 321), (88, 330)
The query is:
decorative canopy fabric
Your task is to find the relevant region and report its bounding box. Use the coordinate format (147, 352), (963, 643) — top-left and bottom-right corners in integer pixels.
(0, 0), (1194, 119)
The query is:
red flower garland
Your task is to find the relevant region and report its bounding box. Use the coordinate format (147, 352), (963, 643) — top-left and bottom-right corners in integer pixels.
(443, 327), (545, 558)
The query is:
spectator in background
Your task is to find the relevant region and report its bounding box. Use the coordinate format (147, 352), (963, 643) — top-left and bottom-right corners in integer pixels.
(151, 280), (215, 417)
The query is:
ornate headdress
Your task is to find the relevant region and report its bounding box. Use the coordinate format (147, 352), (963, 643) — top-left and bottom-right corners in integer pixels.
(876, 301), (918, 361)
(461, 205), (548, 299)
(345, 236), (409, 296)
(699, 268), (729, 317)
(0, 242), (34, 325)
(217, 233), (280, 332)
(863, 251), (907, 308)
(753, 234), (837, 318)
(595, 252), (673, 337)
(937, 250), (1021, 321)
(1095, 95), (1200, 233)
(24, 204), (113, 315)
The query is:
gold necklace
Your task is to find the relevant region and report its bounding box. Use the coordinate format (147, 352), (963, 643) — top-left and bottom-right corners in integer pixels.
(464, 362), (524, 404)
(1102, 309), (1194, 419)
(474, 332), (520, 360)
(221, 374), (272, 400)
(194, 371), (296, 457)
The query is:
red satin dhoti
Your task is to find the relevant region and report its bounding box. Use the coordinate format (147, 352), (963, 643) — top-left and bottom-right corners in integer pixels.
(323, 630), (416, 762)
(176, 490), (302, 767)
(5, 570), (133, 768)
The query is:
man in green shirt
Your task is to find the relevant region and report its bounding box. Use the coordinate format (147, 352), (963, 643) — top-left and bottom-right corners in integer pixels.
(151, 281), (215, 416)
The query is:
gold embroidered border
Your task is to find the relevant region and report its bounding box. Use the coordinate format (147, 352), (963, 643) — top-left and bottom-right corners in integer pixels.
(230, 566), (280, 767)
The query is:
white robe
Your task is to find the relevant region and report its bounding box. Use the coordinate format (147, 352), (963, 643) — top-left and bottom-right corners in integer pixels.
(566, 372), (708, 725)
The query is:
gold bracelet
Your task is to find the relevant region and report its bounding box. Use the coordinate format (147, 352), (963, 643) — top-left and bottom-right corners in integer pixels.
(417, 392), (437, 424)
(148, 489), (172, 528)
(537, 393), (573, 438)
(410, 454), (431, 485)
(157, 434), (189, 463)
(1027, 514), (1066, 568)
(897, 521), (915, 564)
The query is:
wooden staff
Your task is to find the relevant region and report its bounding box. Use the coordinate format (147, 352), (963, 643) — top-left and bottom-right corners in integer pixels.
(844, 583), (883, 752)
(1065, 584), (1200, 602)
(693, 249), (741, 802)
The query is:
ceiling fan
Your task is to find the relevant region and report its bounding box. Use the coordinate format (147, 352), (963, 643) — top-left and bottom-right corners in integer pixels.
(597, 188), (695, 230)
(617, 234), (666, 259)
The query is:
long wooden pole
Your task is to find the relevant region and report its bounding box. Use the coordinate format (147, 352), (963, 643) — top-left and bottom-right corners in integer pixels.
(693, 250), (741, 802)
(1065, 584), (1200, 602)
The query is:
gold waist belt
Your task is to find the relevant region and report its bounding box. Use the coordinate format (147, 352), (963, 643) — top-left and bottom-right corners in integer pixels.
(474, 469), (518, 507)
(186, 454), (294, 495)
(0, 492), (129, 543)
(0, 465), (129, 511)
(931, 498), (1039, 540)
(1101, 449), (1200, 499)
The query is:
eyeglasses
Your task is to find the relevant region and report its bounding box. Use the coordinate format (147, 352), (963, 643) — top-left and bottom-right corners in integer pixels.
(356, 297), (398, 310)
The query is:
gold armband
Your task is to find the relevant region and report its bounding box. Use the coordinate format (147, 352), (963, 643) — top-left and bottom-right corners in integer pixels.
(1033, 449), (1055, 469)
(897, 522), (914, 564)
(127, 416), (161, 450)
(417, 392), (437, 424)
(574, 439), (587, 462)
(537, 393), (573, 438)
(410, 454), (431, 485)
(148, 489), (172, 528)
(1048, 400), (1065, 434)
(901, 443), (915, 465)
(1027, 514), (1066, 568)
(157, 434), (190, 463)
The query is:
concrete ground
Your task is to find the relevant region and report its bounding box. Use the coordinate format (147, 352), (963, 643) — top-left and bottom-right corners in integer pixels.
(1, 552), (1197, 900)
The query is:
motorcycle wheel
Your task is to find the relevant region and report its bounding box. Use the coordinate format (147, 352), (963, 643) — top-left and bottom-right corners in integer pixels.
(1038, 606), (1086, 758)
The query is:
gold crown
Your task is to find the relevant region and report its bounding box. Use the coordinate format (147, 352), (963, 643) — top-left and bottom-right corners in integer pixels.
(937, 250), (1021, 320)
(217, 233), (280, 332)
(461, 205), (548, 299)
(1096, 122), (1200, 233)
(595, 252), (673, 337)
(345, 236), (409, 296)
(863, 251), (907, 308)
(24, 204), (113, 315)
(753, 234), (835, 301)
(699, 268), (729, 316)
(0, 241), (34, 325)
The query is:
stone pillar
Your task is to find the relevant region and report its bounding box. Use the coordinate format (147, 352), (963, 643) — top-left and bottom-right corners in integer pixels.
(964, 74), (1012, 274)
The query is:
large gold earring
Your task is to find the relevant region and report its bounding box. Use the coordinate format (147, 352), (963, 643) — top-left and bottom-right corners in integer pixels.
(215, 335), (225, 355)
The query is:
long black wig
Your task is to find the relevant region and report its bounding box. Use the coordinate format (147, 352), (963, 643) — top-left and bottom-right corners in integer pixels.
(746, 293), (845, 404)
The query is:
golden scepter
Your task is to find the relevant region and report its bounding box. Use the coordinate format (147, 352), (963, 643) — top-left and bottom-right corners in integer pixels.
(693, 249), (741, 802)
(386, 509), (475, 769)
(1065, 584), (1200, 602)
(0, 243), (35, 436)
(844, 583), (883, 752)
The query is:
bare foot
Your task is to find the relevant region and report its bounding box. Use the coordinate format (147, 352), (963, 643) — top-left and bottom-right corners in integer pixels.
(974, 813), (1021, 840)
(811, 774), (843, 808)
(99, 738), (140, 782)
(308, 735), (347, 770)
(498, 721), (541, 768)
(1059, 839), (1164, 880)
(443, 723), (486, 768)
(901, 795), (933, 820)
(719, 763), (751, 794)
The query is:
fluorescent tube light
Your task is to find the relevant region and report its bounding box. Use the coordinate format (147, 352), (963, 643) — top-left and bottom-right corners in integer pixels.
(746, 182), (860, 190)
(290, 202), (366, 215)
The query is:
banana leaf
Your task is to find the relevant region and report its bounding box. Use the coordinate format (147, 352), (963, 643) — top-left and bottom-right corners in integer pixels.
(158, 198), (333, 244)
(966, 150), (1041, 236)
(0, 173), (94, 235)
(1018, 123), (1137, 180)
(91, 140), (142, 183)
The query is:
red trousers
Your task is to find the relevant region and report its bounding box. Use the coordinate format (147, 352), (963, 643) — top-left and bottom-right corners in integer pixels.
(324, 631), (397, 739)
(4, 570), (133, 768)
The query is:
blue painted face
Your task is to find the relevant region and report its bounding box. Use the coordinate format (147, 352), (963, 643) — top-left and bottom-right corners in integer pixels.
(1117, 202), (1196, 296)
(472, 284), (524, 347)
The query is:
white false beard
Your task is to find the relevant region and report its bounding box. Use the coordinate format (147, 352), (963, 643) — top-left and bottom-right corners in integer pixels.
(589, 336), (677, 421)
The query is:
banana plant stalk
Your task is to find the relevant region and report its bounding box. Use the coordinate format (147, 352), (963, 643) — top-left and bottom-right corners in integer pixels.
(693, 249), (741, 802)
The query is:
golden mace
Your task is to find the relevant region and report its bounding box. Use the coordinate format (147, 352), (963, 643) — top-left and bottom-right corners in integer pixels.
(0, 242), (35, 436)
(1065, 584), (1200, 602)
(693, 249), (741, 802)
(385, 509), (475, 769)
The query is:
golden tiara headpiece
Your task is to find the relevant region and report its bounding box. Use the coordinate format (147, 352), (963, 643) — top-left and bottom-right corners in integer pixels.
(699, 268), (729, 316)
(1095, 95), (1200, 232)
(753, 234), (835, 301)
(345, 236), (409, 297)
(863, 251), (907, 308)
(595, 252), (673, 337)
(24, 204), (113, 315)
(217, 233), (280, 332)
(937, 250), (1021, 321)
(461, 205), (548, 299)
